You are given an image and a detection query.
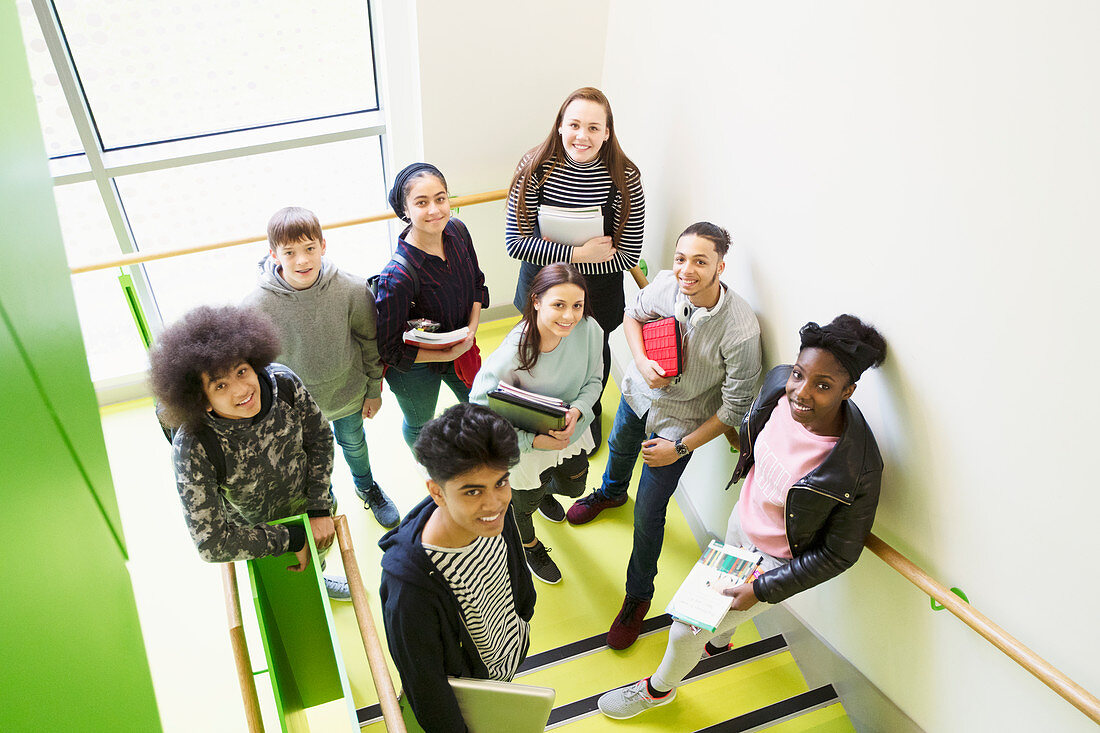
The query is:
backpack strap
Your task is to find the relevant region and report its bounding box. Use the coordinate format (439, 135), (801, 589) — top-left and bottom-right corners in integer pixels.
(390, 251), (420, 299)
(192, 425), (227, 487)
(272, 370), (296, 408)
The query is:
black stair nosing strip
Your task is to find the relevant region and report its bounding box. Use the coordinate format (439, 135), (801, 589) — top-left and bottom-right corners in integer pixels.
(355, 631), (790, 728)
(543, 633), (790, 728)
(515, 613), (674, 676)
(356, 702), (382, 726)
(354, 617), (681, 727)
(692, 684), (839, 733)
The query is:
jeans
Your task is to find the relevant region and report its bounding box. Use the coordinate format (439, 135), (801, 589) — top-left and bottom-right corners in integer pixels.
(331, 410), (375, 494)
(510, 451), (589, 544)
(384, 362), (470, 448)
(598, 397), (692, 601)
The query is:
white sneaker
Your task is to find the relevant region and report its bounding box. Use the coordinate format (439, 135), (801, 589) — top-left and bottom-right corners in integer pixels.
(324, 574), (352, 602)
(598, 678), (676, 719)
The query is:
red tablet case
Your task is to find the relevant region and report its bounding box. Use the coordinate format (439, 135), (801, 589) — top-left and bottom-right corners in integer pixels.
(641, 317), (682, 377)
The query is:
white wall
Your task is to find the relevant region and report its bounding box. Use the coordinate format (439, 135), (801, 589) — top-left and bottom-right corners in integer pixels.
(408, 0), (611, 313)
(600, 2), (1099, 731)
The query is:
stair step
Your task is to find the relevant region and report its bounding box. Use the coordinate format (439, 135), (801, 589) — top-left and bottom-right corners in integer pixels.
(544, 634), (790, 728)
(694, 684), (840, 732)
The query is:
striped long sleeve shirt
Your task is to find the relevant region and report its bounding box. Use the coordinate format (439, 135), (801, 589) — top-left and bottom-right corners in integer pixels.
(505, 153), (645, 275)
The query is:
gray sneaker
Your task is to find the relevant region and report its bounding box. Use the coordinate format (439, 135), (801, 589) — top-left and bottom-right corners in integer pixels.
(323, 575), (352, 602)
(357, 481), (399, 528)
(598, 678), (676, 719)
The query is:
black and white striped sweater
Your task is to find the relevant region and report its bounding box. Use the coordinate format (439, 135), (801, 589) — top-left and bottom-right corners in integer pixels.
(505, 153), (645, 275)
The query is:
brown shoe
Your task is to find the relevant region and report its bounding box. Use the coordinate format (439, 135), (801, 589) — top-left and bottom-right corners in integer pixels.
(607, 595), (650, 650)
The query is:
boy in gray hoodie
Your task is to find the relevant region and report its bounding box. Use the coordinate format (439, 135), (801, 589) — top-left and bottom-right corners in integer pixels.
(243, 206), (399, 528)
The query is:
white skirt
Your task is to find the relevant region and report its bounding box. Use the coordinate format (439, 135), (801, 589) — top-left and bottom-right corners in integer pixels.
(510, 428), (596, 490)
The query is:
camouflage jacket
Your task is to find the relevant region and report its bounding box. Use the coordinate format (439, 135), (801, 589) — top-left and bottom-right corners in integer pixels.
(172, 365), (335, 562)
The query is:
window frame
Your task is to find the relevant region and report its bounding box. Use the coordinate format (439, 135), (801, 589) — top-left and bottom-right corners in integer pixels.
(25, 0), (398, 398)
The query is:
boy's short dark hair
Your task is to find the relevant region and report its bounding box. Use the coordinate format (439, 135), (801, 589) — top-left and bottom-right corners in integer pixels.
(149, 305), (281, 430)
(267, 206), (323, 251)
(679, 221), (731, 257)
(413, 403), (520, 484)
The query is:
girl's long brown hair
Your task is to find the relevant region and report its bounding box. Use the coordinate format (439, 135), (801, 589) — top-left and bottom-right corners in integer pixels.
(517, 263), (593, 372)
(509, 87), (640, 246)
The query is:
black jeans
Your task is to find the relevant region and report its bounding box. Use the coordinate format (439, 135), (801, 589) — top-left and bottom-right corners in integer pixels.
(510, 451), (590, 544)
(514, 263), (624, 417)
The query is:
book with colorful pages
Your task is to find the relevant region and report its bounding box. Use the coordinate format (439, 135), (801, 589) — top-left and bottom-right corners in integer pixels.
(641, 316), (682, 377)
(665, 540), (764, 632)
(487, 382), (569, 434)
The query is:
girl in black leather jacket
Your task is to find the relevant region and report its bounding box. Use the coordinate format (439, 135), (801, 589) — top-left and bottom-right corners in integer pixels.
(598, 314), (887, 720)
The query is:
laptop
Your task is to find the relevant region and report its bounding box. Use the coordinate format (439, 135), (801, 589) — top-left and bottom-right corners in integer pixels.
(400, 677), (556, 733)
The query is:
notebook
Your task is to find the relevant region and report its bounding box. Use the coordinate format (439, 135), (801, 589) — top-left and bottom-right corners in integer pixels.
(537, 204), (604, 246)
(400, 678), (556, 733)
(487, 383), (569, 434)
(641, 316), (682, 377)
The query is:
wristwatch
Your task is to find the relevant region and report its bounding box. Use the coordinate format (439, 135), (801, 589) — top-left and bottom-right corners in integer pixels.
(674, 439), (690, 456)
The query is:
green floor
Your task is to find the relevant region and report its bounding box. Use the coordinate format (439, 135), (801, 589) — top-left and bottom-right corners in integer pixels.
(100, 316), (853, 732)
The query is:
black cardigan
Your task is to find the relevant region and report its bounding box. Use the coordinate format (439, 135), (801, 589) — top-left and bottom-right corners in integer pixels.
(378, 497), (536, 732)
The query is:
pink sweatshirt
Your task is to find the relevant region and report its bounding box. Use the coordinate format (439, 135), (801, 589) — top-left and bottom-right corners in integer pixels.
(737, 395), (838, 558)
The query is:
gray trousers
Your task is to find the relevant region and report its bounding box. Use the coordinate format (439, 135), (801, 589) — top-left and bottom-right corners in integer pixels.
(651, 504), (789, 691)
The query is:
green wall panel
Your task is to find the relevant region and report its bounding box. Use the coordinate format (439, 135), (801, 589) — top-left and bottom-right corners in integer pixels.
(0, 0), (126, 556)
(0, 322), (161, 731)
(0, 3), (161, 729)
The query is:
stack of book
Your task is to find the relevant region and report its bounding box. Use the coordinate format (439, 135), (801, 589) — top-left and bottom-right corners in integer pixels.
(537, 204), (605, 247)
(487, 382), (570, 433)
(665, 540), (765, 632)
(403, 326), (469, 349)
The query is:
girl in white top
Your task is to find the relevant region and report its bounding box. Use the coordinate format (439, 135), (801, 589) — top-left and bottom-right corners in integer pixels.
(471, 263), (604, 584)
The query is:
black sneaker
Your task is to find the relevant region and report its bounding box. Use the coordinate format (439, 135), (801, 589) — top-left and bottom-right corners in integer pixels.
(537, 494), (566, 523)
(357, 481), (399, 528)
(524, 542), (562, 584)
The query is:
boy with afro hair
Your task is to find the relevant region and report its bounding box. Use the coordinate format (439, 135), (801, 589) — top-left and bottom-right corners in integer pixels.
(150, 305), (343, 593)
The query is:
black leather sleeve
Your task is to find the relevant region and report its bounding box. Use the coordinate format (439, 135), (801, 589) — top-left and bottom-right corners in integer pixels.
(753, 465), (882, 604)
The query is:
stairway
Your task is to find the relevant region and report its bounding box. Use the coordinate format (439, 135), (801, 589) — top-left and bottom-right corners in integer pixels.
(357, 614), (852, 732)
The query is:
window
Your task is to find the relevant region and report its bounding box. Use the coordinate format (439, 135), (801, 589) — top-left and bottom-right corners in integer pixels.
(15, 0), (390, 388)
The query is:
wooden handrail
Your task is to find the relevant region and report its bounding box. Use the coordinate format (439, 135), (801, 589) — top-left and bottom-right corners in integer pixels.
(865, 533), (1100, 724)
(221, 563), (265, 733)
(68, 189), (509, 274)
(334, 515), (407, 733)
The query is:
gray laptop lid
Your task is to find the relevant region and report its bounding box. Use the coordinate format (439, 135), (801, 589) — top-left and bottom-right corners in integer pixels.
(400, 677), (556, 733)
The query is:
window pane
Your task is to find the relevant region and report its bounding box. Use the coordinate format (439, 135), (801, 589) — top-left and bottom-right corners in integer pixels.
(117, 138), (390, 325)
(53, 183), (150, 381)
(54, 0), (378, 149)
(15, 0), (83, 157)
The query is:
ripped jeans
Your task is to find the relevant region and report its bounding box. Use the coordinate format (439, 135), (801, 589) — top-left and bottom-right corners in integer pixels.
(510, 451), (590, 544)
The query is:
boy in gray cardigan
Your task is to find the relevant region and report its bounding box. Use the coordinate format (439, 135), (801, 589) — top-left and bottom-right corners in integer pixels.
(243, 206), (398, 528)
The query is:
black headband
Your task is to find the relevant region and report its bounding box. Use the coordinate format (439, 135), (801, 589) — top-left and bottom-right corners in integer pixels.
(799, 321), (879, 382)
(388, 162), (445, 222)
